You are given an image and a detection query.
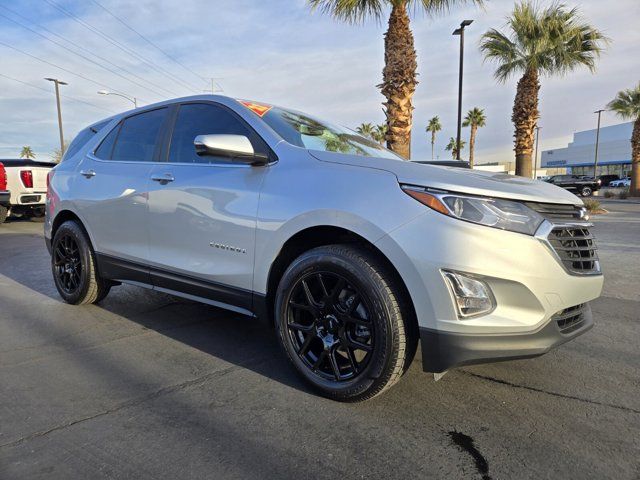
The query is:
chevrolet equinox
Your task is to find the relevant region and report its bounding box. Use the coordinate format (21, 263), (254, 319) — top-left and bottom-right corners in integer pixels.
(45, 95), (604, 401)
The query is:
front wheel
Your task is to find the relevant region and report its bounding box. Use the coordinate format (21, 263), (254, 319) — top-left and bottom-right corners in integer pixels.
(51, 221), (111, 304)
(581, 186), (593, 197)
(275, 245), (410, 402)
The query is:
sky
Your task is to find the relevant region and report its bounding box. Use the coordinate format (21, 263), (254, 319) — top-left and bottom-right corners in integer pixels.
(0, 0), (638, 163)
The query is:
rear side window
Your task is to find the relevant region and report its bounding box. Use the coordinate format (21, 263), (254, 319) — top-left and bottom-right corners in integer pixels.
(63, 120), (109, 161)
(96, 108), (167, 162)
(168, 103), (267, 164)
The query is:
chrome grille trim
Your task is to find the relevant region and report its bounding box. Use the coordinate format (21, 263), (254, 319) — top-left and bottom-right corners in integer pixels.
(552, 303), (587, 334)
(535, 221), (601, 276)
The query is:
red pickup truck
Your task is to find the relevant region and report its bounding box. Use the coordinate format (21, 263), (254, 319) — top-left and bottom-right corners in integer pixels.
(0, 161), (10, 223)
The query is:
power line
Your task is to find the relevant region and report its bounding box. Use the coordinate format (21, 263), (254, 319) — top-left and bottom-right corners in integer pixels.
(89, 0), (209, 86)
(0, 10), (176, 99)
(0, 73), (117, 114)
(0, 39), (139, 100)
(43, 0), (202, 94)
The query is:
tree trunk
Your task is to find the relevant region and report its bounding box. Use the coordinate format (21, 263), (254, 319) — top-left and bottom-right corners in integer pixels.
(512, 68), (540, 177)
(431, 134), (435, 160)
(379, 2), (416, 160)
(468, 125), (477, 168)
(631, 117), (640, 197)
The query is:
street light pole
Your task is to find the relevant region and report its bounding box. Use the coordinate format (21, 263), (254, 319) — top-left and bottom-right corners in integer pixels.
(453, 20), (473, 161)
(593, 109), (605, 178)
(97, 90), (137, 108)
(533, 125), (542, 179)
(45, 78), (68, 154)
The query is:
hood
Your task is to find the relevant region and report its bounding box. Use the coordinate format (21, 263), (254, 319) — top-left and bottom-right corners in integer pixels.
(308, 151), (582, 206)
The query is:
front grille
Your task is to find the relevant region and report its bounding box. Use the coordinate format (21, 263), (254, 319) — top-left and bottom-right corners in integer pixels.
(553, 303), (587, 334)
(547, 226), (599, 274)
(525, 202), (585, 222)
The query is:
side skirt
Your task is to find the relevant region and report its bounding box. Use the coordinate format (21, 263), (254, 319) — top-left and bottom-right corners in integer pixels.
(95, 253), (269, 321)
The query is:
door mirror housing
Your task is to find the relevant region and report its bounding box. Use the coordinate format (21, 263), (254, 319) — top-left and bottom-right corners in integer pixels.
(193, 134), (268, 165)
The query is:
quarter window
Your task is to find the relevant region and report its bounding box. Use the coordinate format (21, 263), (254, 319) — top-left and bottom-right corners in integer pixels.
(94, 123), (120, 160)
(168, 103), (265, 164)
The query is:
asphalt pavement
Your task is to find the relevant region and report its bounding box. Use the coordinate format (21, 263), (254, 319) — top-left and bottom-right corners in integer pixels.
(0, 201), (638, 479)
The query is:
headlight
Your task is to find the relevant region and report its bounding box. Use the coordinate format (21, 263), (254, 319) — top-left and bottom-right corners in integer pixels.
(402, 186), (544, 235)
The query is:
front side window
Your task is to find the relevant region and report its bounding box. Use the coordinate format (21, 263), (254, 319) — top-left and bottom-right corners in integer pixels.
(168, 103), (265, 164)
(107, 108), (167, 162)
(257, 104), (402, 160)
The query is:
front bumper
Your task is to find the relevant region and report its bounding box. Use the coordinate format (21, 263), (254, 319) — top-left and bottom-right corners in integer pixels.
(420, 303), (594, 372)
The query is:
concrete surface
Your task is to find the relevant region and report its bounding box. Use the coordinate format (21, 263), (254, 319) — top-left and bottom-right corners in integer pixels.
(0, 203), (638, 479)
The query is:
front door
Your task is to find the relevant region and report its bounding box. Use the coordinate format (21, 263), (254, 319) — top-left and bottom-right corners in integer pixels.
(146, 102), (271, 313)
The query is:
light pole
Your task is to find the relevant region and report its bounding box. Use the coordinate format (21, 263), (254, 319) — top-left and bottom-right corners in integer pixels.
(45, 78), (67, 155)
(593, 109), (605, 178)
(533, 126), (542, 179)
(453, 19), (473, 161)
(97, 90), (137, 108)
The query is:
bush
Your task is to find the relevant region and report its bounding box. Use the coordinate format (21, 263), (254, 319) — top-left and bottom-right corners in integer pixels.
(619, 189), (629, 199)
(583, 198), (601, 212)
(604, 190), (615, 198)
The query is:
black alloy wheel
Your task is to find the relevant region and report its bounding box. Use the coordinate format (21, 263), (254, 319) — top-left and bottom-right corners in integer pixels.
(53, 234), (83, 294)
(285, 271), (374, 382)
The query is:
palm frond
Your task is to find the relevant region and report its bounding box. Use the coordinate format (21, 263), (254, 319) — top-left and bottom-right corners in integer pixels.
(307, 0), (386, 24)
(607, 82), (640, 120)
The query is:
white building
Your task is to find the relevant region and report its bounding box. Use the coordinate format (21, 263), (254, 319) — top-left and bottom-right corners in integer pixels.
(541, 122), (633, 178)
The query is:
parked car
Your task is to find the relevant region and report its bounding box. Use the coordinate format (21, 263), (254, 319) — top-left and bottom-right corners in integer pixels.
(544, 174), (601, 197)
(0, 158), (55, 222)
(45, 95), (604, 401)
(597, 174), (620, 187)
(609, 177), (631, 187)
(413, 160), (470, 168)
(0, 162), (10, 223)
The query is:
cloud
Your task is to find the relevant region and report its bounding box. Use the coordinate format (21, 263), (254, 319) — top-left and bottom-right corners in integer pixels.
(0, 0), (638, 161)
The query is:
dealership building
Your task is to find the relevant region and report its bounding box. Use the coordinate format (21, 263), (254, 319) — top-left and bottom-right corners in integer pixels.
(540, 122), (633, 178)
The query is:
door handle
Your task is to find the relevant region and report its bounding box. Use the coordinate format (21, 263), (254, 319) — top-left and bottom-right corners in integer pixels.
(80, 169), (96, 178)
(151, 173), (175, 184)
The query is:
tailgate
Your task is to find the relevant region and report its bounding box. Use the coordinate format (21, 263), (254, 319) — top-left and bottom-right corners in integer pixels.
(30, 167), (50, 191)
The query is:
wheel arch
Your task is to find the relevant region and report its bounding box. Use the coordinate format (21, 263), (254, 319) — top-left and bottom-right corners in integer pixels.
(263, 225), (419, 351)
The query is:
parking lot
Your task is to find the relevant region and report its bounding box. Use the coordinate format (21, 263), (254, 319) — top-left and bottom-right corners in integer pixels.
(0, 200), (638, 479)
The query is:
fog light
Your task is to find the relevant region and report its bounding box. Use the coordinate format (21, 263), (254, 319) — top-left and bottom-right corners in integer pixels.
(441, 270), (495, 319)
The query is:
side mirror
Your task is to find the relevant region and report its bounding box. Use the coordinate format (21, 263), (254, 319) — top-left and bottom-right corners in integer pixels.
(193, 134), (268, 165)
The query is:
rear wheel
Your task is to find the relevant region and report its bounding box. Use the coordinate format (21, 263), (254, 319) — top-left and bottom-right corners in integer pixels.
(51, 221), (111, 304)
(0, 206), (7, 224)
(275, 245), (409, 402)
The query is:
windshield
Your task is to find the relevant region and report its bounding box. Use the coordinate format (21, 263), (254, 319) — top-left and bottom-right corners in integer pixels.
(257, 104), (403, 160)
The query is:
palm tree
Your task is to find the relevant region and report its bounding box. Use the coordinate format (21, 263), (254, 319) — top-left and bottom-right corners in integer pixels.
(309, 0), (482, 160)
(20, 146), (35, 159)
(480, 2), (608, 177)
(425, 116), (442, 160)
(607, 82), (640, 196)
(373, 124), (388, 145)
(356, 122), (376, 139)
(462, 108), (486, 168)
(445, 136), (465, 159)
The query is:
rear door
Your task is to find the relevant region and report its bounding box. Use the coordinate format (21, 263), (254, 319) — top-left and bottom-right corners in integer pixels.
(146, 102), (271, 311)
(74, 107), (169, 280)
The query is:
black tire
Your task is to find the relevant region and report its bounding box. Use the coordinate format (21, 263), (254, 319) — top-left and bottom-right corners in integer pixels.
(51, 220), (111, 305)
(581, 186), (593, 197)
(275, 245), (410, 402)
(0, 206), (7, 224)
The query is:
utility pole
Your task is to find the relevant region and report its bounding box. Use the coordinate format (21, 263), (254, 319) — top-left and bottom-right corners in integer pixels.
(45, 78), (67, 154)
(533, 126), (542, 179)
(453, 20), (473, 161)
(593, 109), (605, 178)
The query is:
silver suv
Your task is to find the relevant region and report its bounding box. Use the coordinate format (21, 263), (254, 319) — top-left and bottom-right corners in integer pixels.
(45, 95), (603, 401)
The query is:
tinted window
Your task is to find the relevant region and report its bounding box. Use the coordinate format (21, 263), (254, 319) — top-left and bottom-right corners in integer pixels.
(95, 124), (120, 159)
(168, 103), (265, 164)
(63, 120), (110, 161)
(111, 108), (167, 162)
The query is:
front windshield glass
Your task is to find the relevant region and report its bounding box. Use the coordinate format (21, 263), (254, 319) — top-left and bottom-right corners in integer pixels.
(256, 104), (403, 160)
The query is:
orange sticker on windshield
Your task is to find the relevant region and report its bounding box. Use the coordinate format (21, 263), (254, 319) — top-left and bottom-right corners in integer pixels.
(239, 100), (272, 117)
